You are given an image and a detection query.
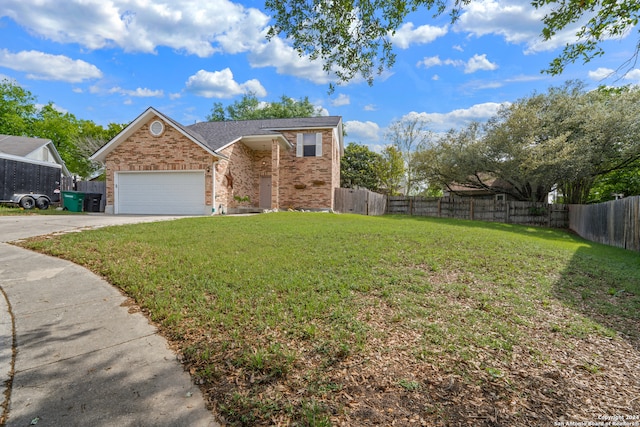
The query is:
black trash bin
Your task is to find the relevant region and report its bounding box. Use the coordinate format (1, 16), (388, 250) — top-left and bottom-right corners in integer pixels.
(83, 193), (103, 212)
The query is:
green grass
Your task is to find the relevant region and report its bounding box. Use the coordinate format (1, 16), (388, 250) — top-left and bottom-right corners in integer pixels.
(0, 204), (81, 215)
(18, 213), (640, 425)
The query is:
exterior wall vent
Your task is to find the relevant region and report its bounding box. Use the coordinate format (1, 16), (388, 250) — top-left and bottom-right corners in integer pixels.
(150, 120), (164, 136)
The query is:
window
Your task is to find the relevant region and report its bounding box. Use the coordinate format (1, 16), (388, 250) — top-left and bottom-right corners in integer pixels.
(149, 120), (164, 136)
(496, 193), (506, 201)
(296, 133), (323, 157)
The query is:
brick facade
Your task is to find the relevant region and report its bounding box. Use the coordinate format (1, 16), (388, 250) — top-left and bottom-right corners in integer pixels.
(213, 129), (339, 212)
(101, 112), (341, 214)
(104, 116), (216, 213)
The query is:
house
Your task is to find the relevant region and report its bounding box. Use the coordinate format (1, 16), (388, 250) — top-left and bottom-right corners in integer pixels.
(0, 134), (71, 177)
(443, 175), (514, 201)
(90, 107), (344, 215)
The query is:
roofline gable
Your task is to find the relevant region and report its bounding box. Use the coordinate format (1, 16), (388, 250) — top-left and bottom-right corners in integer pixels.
(90, 107), (224, 162)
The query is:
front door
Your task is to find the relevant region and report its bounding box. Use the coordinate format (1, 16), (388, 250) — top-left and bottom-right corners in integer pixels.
(259, 176), (271, 209)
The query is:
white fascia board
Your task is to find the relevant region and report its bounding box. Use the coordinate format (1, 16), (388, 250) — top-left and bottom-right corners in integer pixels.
(216, 137), (244, 153)
(90, 107), (225, 162)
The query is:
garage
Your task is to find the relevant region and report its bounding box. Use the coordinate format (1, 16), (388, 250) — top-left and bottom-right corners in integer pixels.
(115, 171), (206, 215)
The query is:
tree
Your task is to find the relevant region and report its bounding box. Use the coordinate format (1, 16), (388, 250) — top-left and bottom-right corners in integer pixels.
(207, 92), (322, 121)
(419, 82), (640, 203)
(376, 145), (405, 195)
(534, 0), (640, 75)
(587, 160), (640, 203)
(340, 143), (383, 191)
(0, 79), (36, 136)
(0, 80), (126, 177)
(266, 0), (640, 88)
(73, 120), (127, 178)
(385, 115), (431, 195)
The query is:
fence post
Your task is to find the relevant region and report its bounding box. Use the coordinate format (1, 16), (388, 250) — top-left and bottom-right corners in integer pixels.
(505, 201), (510, 223)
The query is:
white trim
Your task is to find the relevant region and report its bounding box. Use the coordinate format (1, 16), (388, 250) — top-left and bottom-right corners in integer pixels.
(90, 107), (222, 162)
(296, 133), (303, 157)
(0, 152), (63, 169)
(149, 120), (164, 136)
(315, 133), (322, 157)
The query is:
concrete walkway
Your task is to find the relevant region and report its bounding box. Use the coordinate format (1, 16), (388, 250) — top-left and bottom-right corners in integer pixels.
(0, 215), (219, 426)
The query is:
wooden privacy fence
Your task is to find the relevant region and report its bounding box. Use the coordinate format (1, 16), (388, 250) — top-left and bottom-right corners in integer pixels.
(61, 177), (106, 212)
(387, 196), (569, 228)
(334, 188), (387, 216)
(569, 196), (640, 251)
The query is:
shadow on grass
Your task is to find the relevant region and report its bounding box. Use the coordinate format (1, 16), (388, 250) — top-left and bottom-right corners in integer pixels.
(552, 244), (640, 349)
(382, 214), (580, 245)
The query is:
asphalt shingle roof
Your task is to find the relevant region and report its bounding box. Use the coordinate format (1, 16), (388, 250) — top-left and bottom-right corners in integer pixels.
(186, 116), (342, 151)
(0, 134), (50, 157)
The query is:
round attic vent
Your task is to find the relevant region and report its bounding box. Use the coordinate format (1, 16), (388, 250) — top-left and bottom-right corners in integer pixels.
(149, 120), (164, 136)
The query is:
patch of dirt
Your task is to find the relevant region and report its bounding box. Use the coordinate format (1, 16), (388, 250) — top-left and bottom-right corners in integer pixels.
(167, 290), (640, 427)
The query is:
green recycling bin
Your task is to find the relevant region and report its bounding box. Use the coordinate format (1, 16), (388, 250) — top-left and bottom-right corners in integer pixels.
(62, 191), (85, 212)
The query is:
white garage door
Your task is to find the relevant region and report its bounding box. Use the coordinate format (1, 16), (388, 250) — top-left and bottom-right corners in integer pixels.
(116, 171), (206, 215)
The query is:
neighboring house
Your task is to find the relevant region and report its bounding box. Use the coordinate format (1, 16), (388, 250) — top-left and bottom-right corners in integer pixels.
(0, 134), (71, 177)
(443, 175), (514, 201)
(90, 107), (344, 215)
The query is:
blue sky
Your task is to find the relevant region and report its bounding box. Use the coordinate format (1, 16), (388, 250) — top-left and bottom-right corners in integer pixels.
(1, 0), (638, 151)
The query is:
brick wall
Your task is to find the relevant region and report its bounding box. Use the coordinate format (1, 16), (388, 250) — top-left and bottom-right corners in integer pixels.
(216, 143), (274, 210)
(104, 116), (216, 210)
(278, 129), (337, 210)
(104, 116), (341, 213)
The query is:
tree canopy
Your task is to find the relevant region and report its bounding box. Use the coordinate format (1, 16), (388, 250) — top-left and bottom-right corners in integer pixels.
(419, 81), (640, 203)
(207, 92), (323, 121)
(0, 79), (124, 177)
(265, 0), (640, 88)
(340, 143), (383, 191)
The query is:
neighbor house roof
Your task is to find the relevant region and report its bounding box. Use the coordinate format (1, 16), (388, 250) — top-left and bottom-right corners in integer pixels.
(447, 174), (513, 196)
(91, 107), (344, 162)
(0, 134), (71, 176)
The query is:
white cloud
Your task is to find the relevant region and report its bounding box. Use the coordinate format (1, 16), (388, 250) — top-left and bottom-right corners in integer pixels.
(417, 54), (497, 74)
(169, 92), (182, 100)
(363, 104), (377, 111)
(432, 74), (440, 81)
(464, 54), (498, 73)
(108, 86), (164, 97)
(0, 49), (102, 82)
(417, 56), (444, 68)
(404, 102), (508, 132)
(454, 0), (598, 54)
(0, 0), (270, 57)
(331, 94), (350, 107)
(624, 69), (640, 81)
(184, 68), (266, 98)
(588, 67), (615, 81)
(344, 120), (381, 142)
(248, 37), (336, 85)
(586, 67), (640, 83)
(453, 45), (464, 52)
(390, 22), (448, 49)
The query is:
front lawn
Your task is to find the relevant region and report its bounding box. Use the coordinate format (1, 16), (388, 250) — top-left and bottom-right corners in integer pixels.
(19, 213), (640, 426)
(0, 204), (80, 215)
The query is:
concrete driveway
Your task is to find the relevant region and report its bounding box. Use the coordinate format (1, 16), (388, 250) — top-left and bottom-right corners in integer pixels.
(0, 214), (219, 426)
(0, 213), (185, 243)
